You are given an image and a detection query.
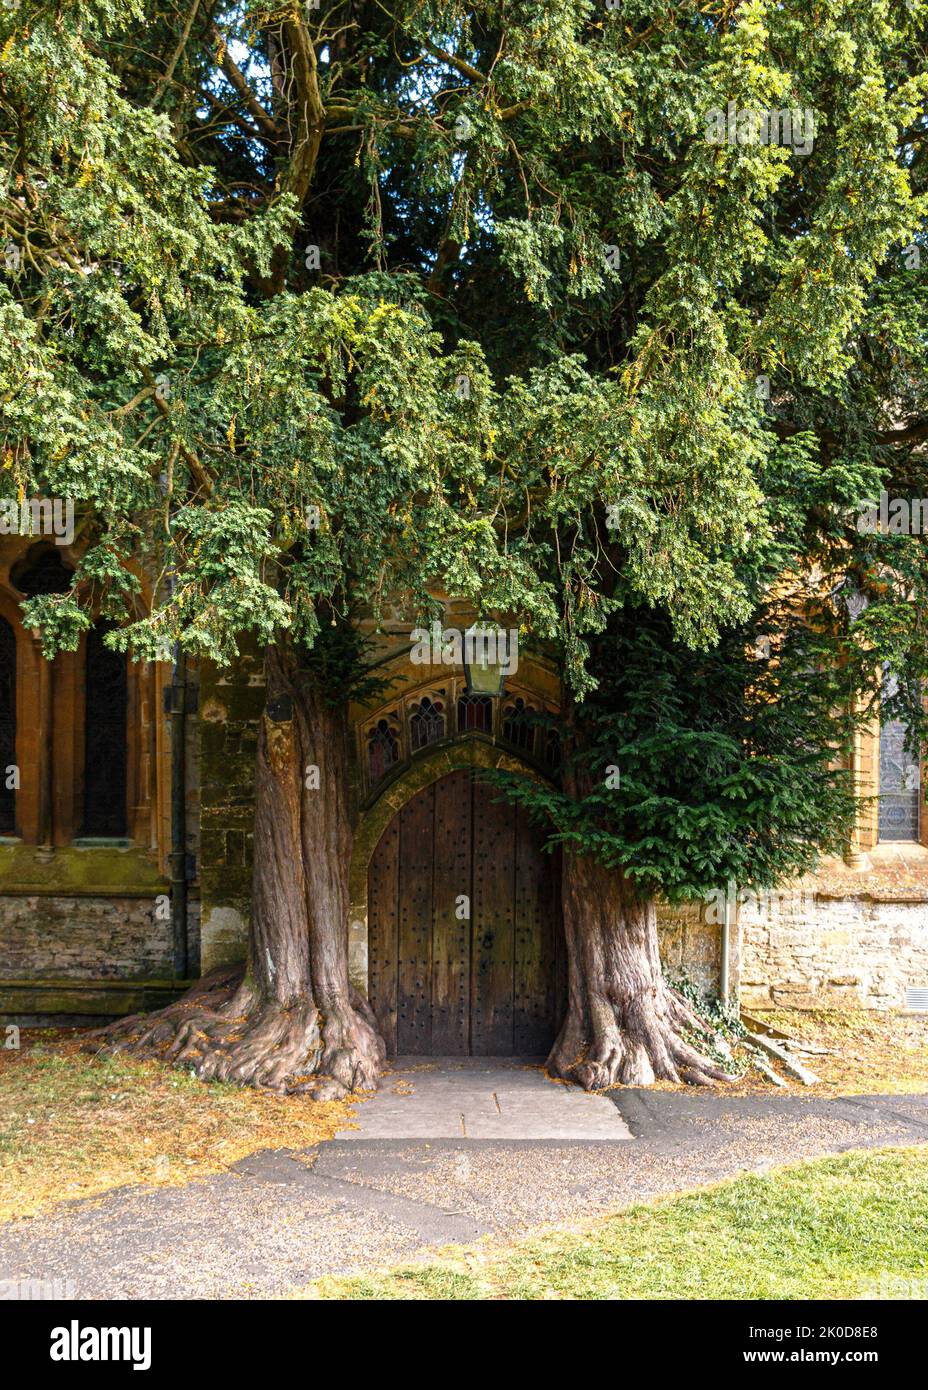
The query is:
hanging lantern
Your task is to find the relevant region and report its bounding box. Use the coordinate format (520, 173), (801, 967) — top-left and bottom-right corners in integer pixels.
(463, 625), (508, 697)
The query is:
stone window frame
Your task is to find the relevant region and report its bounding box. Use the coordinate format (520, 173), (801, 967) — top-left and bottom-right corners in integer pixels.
(0, 588), (40, 842)
(456, 687), (494, 735)
(875, 668), (926, 847)
(853, 675), (928, 857)
(365, 711), (403, 786)
(0, 554), (159, 851)
(500, 693), (539, 754)
(407, 689), (448, 752)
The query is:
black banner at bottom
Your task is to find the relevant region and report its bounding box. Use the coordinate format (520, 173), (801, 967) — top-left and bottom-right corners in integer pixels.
(1, 1296), (923, 1377)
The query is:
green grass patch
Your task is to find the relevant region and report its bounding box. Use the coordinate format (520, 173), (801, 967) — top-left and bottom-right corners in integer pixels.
(314, 1146), (928, 1300)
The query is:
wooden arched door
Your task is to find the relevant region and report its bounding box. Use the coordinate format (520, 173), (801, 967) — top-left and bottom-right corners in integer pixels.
(367, 769), (565, 1055)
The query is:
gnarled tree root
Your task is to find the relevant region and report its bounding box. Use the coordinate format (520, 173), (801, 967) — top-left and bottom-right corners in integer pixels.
(547, 985), (734, 1091)
(85, 966), (385, 1100)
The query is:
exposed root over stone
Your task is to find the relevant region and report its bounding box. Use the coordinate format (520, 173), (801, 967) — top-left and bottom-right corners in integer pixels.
(552, 852), (739, 1092)
(547, 981), (733, 1091)
(86, 966), (385, 1101)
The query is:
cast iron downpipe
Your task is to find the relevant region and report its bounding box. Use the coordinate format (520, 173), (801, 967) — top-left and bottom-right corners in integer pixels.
(721, 891), (731, 1006)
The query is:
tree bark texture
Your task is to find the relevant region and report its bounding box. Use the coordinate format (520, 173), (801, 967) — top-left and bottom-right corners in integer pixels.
(549, 852), (731, 1090)
(91, 639), (385, 1100)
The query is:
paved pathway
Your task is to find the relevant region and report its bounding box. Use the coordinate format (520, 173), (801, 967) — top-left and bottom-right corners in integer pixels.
(338, 1058), (632, 1140)
(1, 1063), (926, 1299)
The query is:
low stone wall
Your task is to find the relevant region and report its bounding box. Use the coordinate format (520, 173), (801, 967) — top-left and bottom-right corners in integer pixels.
(741, 892), (928, 1011)
(201, 889), (928, 1015)
(0, 893), (200, 981)
(3, 884), (925, 1015)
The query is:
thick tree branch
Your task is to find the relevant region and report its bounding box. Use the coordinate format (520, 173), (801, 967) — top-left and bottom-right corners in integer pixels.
(770, 415), (928, 449)
(154, 0), (203, 105)
(211, 23), (281, 143)
(140, 366), (213, 496)
(200, 91), (265, 143)
(268, 6), (328, 291)
(421, 37), (486, 86)
(877, 419), (928, 448)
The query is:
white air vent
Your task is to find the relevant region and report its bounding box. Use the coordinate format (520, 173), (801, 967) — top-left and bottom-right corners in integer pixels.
(905, 987), (928, 1012)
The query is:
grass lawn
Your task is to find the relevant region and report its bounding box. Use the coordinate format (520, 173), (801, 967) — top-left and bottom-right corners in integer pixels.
(312, 1146), (928, 1301)
(0, 1030), (355, 1221)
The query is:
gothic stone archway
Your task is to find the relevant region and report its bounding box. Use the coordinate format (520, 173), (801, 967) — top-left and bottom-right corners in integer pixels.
(366, 768), (565, 1055)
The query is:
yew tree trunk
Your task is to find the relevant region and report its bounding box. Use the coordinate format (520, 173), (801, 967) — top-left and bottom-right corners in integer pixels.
(93, 638), (384, 1099)
(548, 852), (730, 1090)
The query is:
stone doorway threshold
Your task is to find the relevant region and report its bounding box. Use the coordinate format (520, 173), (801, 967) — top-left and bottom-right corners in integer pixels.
(337, 1056), (633, 1141)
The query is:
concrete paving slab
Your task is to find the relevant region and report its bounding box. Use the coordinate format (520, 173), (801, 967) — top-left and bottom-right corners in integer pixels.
(337, 1058), (633, 1141)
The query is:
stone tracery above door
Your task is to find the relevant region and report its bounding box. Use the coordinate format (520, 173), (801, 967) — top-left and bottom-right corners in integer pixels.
(357, 676), (560, 802)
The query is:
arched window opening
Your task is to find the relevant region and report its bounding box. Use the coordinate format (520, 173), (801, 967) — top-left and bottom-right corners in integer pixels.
(457, 692), (492, 734)
(543, 727), (561, 771)
(10, 543), (73, 598)
(501, 697), (536, 753)
(368, 716), (400, 785)
(0, 616), (15, 834)
(83, 623), (128, 836)
(878, 669), (921, 842)
(361, 682), (560, 800)
(409, 695), (445, 752)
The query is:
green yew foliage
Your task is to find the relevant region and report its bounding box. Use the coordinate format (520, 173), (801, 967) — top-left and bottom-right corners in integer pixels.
(1, 0), (926, 893)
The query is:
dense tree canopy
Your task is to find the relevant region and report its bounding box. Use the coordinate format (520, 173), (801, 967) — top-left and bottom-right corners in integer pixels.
(2, 0), (927, 900)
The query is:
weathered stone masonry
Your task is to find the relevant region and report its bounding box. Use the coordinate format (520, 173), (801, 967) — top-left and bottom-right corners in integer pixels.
(740, 890), (928, 1011)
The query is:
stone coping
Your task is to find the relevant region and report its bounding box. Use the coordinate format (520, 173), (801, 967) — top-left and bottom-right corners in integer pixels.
(811, 885), (928, 903)
(0, 844), (167, 896)
(802, 866), (928, 904)
(0, 976), (194, 1018)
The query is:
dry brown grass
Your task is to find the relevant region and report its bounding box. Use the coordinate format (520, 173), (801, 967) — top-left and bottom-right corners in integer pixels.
(614, 1007), (928, 1097)
(0, 1028), (356, 1222)
(742, 1007), (928, 1095)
